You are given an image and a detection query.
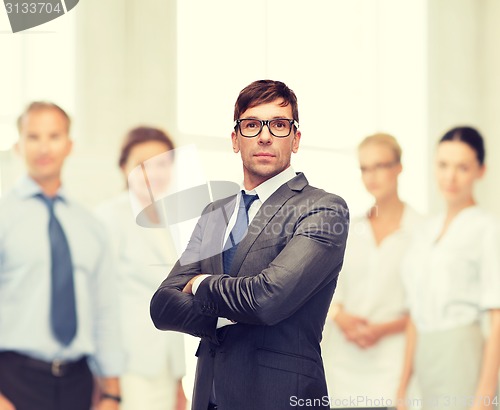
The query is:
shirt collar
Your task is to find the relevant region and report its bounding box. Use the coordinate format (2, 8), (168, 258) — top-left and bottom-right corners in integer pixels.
(13, 174), (68, 202)
(240, 166), (296, 204)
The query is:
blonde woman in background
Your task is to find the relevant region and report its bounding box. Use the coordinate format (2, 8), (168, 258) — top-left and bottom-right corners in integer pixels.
(96, 127), (187, 410)
(322, 133), (421, 407)
(397, 126), (500, 410)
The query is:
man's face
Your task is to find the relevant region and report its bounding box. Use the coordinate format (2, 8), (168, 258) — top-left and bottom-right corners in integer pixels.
(16, 108), (72, 183)
(231, 99), (301, 189)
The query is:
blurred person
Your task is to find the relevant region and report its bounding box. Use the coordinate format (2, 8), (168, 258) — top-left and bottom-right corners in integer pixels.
(150, 79), (350, 410)
(96, 127), (187, 410)
(397, 126), (500, 410)
(0, 102), (123, 410)
(322, 133), (421, 406)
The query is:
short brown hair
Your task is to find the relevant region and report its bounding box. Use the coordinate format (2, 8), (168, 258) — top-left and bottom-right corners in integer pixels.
(358, 132), (402, 163)
(118, 126), (175, 168)
(233, 80), (299, 124)
(17, 101), (71, 133)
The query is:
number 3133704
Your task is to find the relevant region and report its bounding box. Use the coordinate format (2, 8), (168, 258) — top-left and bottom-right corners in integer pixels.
(5, 3), (63, 14)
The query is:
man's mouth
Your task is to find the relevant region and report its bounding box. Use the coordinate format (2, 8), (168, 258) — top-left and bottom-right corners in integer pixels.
(254, 152), (275, 157)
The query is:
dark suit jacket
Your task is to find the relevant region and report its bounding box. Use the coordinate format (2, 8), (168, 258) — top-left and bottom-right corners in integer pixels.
(151, 173), (349, 410)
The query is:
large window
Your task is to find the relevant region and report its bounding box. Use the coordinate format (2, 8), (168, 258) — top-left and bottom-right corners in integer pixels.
(0, 10), (76, 194)
(177, 0), (428, 215)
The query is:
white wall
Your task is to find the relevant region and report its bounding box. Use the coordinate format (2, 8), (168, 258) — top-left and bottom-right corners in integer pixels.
(477, 0), (500, 218)
(176, 0), (428, 216)
(0, 6), (77, 194)
(3, 0), (498, 214)
(427, 0), (500, 217)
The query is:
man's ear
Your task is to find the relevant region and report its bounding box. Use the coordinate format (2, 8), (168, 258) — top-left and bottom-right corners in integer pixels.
(292, 130), (301, 153)
(396, 162), (403, 176)
(231, 131), (240, 153)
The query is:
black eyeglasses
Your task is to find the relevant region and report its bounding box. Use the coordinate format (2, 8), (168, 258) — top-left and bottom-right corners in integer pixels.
(234, 118), (299, 138)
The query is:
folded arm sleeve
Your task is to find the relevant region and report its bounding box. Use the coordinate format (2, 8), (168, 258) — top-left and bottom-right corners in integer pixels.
(150, 204), (220, 344)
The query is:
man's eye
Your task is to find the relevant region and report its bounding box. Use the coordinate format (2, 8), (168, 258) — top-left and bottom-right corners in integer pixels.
(244, 121), (260, 129)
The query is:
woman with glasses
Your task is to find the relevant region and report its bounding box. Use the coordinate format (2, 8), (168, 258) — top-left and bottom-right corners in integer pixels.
(322, 133), (421, 407)
(96, 127), (187, 410)
(397, 127), (500, 410)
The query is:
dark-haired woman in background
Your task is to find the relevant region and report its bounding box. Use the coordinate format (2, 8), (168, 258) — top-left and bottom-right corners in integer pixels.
(97, 127), (187, 410)
(397, 127), (500, 410)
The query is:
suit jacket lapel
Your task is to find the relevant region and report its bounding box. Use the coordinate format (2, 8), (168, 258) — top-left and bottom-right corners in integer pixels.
(230, 173), (308, 277)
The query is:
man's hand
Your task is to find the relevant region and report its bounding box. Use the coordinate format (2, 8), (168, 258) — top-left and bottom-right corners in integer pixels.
(96, 398), (119, 410)
(96, 377), (120, 410)
(0, 394), (16, 410)
(182, 275), (205, 294)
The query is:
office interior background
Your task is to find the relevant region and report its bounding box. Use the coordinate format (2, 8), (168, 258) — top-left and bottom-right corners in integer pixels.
(1, 0), (500, 401)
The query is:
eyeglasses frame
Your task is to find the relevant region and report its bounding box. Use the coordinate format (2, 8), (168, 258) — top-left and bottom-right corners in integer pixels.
(234, 118), (300, 138)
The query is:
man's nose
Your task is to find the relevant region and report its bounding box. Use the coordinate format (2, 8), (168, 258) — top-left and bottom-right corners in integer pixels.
(258, 124), (273, 144)
(38, 141), (50, 154)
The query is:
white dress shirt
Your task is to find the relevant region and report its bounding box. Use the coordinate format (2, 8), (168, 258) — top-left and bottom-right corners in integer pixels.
(0, 176), (123, 376)
(402, 206), (500, 332)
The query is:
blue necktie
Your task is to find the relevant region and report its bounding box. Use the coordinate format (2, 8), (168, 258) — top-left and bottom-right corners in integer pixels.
(223, 192), (259, 275)
(37, 194), (77, 346)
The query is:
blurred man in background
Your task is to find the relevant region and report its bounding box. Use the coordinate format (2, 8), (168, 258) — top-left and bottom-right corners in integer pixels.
(0, 102), (123, 410)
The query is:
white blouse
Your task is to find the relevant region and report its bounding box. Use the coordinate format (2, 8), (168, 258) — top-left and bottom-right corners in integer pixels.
(402, 206), (500, 332)
(322, 204), (422, 402)
(334, 204), (421, 322)
(96, 193), (186, 378)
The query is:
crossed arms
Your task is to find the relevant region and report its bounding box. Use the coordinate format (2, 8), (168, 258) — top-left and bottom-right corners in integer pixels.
(150, 193), (349, 344)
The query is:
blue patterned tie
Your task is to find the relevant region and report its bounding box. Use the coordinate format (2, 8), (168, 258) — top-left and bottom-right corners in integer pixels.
(223, 192), (259, 275)
(37, 194), (77, 346)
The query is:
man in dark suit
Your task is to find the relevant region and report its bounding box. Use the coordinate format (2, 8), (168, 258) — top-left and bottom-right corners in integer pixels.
(151, 80), (349, 410)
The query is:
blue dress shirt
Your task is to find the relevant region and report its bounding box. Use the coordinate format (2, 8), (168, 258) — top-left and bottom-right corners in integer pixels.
(0, 176), (123, 376)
